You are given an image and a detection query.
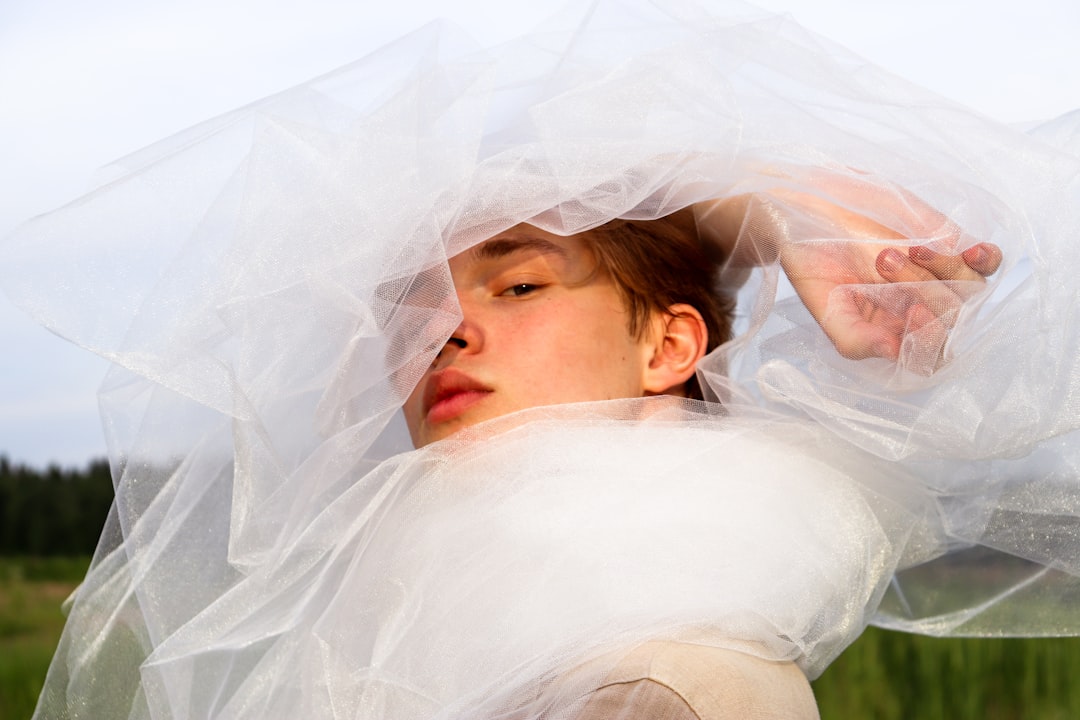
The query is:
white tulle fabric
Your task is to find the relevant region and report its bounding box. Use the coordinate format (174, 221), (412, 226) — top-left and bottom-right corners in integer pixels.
(5, 1), (1080, 718)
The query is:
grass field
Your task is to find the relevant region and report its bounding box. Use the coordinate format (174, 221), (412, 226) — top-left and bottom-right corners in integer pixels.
(2, 556), (1078, 719)
(0, 557), (87, 720)
(815, 627), (1080, 718)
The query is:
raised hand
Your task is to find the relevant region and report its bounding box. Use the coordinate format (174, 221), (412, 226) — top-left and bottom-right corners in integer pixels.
(696, 172), (1002, 373)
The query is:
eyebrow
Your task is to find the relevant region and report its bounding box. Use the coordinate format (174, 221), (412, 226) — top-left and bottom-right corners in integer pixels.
(471, 236), (570, 262)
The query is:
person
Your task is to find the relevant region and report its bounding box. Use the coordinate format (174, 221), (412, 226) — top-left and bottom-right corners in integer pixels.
(5, 1), (1079, 718)
(396, 201), (1000, 718)
(403, 199), (1003, 449)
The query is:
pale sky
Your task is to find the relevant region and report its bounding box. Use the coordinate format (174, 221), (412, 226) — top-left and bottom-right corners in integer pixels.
(3, 0), (1079, 467)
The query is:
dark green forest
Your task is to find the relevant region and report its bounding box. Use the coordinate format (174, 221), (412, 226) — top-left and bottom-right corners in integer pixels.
(0, 456), (113, 556)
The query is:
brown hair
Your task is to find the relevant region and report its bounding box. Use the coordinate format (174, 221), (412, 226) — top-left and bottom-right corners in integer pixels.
(583, 208), (735, 400)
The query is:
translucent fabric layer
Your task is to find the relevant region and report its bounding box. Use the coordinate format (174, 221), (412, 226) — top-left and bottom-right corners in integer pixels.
(4, 1), (1080, 718)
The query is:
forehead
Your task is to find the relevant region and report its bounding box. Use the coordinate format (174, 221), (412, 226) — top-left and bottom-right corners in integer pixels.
(453, 225), (593, 270)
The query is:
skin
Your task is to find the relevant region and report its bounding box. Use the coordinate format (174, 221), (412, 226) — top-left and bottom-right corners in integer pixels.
(403, 225), (704, 448)
(406, 184), (1003, 447)
(697, 182), (1002, 370)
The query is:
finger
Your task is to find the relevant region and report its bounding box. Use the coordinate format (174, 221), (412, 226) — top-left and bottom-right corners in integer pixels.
(877, 247), (937, 283)
(908, 245), (985, 283)
(826, 320), (901, 361)
(875, 248), (968, 324)
(825, 289), (952, 372)
(909, 243), (1002, 280)
(961, 242), (1003, 276)
(822, 285), (905, 361)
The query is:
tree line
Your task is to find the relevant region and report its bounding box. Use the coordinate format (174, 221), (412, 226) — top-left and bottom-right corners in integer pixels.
(0, 456), (113, 556)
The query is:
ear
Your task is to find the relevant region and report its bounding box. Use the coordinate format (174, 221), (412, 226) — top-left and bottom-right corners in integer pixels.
(641, 303), (708, 396)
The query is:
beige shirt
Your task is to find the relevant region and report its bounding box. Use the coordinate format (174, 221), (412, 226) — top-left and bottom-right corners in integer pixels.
(571, 641), (819, 720)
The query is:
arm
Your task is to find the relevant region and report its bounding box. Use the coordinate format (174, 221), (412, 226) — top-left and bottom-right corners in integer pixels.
(694, 172), (1001, 371)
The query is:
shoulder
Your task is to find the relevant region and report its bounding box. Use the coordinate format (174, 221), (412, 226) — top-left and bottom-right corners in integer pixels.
(572, 641), (819, 720)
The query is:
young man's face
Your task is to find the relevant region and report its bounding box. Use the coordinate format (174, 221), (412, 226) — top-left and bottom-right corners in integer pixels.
(403, 225), (658, 448)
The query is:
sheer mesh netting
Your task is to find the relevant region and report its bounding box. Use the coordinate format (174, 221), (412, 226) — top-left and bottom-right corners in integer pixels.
(3, 1), (1080, 718)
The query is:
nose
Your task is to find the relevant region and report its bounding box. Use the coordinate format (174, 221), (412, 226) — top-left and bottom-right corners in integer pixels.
(433, 334), (464, 368)
(435, 291), (481, 362)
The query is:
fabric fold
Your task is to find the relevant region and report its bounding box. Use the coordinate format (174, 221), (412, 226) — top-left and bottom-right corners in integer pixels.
(6, 1), (1080, 717)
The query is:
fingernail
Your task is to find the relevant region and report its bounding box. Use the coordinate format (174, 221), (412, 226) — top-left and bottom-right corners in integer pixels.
(965, 246), (988, 265)
(880, 248), (904, 273)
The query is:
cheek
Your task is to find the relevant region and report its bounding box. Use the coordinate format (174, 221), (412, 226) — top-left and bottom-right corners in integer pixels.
(510, 300), (642, 394)
(495, 303), (584, 379)
(402, 387), (424, 432)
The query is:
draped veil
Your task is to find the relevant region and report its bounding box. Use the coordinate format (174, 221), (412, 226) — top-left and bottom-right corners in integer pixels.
(5, 1), (1080, 718)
